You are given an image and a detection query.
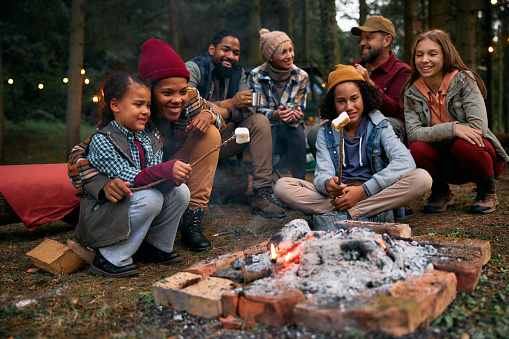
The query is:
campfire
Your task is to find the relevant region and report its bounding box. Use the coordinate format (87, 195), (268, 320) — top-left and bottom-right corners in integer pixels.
(153, 219), (489, 336)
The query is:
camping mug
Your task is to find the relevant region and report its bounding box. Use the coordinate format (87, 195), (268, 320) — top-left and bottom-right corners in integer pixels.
(251, 92), (261, 107)
(285, 102), (298, 111)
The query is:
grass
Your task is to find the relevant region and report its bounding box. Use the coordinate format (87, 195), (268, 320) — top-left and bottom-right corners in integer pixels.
(2, 119), (96, 165)
(0, 120), (508, 337)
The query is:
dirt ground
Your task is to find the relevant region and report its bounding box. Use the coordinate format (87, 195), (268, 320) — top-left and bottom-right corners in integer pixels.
(1, 166), (508, 338)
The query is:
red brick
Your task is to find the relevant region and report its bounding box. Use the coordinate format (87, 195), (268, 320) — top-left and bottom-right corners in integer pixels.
(235, 284), (306, 327)
(413, 235), (491, 266)
(295, 270), (457, 337)
(428, 245), (483, 293)
(390, 270), (457, 323)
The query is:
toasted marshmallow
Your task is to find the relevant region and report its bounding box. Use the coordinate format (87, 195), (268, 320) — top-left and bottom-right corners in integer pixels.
(332, 111), (350, 131)
(235, 127), (250, 144)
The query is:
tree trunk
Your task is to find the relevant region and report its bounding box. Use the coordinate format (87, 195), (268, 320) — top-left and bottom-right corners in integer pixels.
(428, 0), (438, 28)
(66, 0), (85, 154)
(481, 0), (493, 129)
(318, 0), (341, 74)
(249, 0), (262, 67)
(281, 0), (294, 39)
(169, 0), (180, 52)
(302, 0), (310, 62)
(403, 0), (414, 65)
(359, 0), (368, 25)
(454, 0), (476, 70)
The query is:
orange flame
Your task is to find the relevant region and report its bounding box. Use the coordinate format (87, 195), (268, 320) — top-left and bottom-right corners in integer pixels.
(375, 234), (389, 254)
(285, 252), (291, 262)
(270, 243), (277, 261)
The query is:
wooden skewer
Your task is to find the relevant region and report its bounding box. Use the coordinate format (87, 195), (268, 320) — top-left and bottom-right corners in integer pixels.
(131, 134), (236, 192)
(338, 127), (343, 184)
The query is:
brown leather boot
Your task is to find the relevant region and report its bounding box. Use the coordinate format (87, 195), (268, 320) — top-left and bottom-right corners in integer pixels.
(251, 187), (286, 218)
(471, 175), (498, 214)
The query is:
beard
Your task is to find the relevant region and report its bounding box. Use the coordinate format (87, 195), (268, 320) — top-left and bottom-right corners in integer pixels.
(361, 45), (382, 64)
(213, 59), (235, 78)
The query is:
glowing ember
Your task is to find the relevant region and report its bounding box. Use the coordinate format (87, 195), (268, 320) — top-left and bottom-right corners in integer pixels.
(270, 243), (277, 261)
(285, 252), (291, 262)
(375, 234), (389, 254)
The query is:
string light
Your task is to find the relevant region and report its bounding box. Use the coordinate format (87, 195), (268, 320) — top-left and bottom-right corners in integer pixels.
(38, 84), (44, 90)
(81, 69), (86, 75)
(63, 78), (69, 83)
(491, 0), (497, 4)
(488, 46), (494, 53)
(8, 79), (14, 85)
(84, 78), (90, 85)
(92, 95), (99, 103)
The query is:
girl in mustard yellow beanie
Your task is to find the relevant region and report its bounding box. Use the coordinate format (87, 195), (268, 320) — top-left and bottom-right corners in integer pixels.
(274, 64), (432, 229)
(248, 29), (309, 180)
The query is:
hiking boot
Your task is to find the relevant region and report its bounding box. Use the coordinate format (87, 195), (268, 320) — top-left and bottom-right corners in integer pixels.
(471, 190), (499, 214)
(424, 190), (455, 214)
(180, 208), (212, 252)
(251, 187), (286, 218)
(89, 251), (140, 278)
(471, 175), (498, 214)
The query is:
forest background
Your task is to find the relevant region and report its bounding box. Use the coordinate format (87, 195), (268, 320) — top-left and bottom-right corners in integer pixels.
(0, 0), (508, 165)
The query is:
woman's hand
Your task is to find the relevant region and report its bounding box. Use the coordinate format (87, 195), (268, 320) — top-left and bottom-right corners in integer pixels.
(172, 160), (192, 186)
(455, 124), (484, 147)
(330, 185), (366, 211)
(326, 177), (346, 198)
(186, 111), (212, 133)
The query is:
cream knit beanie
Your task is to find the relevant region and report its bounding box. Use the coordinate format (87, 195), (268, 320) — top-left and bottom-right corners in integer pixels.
(259, 28), (291, 60)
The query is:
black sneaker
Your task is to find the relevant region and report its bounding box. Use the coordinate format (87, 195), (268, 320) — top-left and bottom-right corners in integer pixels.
(89, 252), (140, 278)
(135, 242), (182, 265)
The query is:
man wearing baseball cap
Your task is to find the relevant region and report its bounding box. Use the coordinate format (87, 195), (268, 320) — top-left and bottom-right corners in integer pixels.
(350, 15), (410, 142)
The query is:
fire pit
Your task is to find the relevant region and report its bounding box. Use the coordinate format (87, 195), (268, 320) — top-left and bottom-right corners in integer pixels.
(153, 219), (489, 336)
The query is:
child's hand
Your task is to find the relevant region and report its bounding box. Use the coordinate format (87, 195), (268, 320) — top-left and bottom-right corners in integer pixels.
(103, 178), (132, 202)
(172, 160), (192, 186)
(326, 177), (346, 198)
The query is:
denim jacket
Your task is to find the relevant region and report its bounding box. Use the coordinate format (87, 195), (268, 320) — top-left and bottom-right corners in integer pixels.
(314, 110), (416, 196)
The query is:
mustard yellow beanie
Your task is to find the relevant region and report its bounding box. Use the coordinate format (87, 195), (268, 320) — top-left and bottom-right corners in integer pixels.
(327, 64), (365, 94)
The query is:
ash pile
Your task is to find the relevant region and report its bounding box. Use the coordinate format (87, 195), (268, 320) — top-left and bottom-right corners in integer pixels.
(234, 219), (437, 299)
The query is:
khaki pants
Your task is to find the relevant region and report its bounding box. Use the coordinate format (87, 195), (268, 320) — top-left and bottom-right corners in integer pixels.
(219, 114), (273, 189)
(173, 126), (221, 210)
(274, 169), (431, 219)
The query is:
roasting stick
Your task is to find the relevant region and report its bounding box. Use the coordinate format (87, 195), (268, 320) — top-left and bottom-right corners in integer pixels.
(131, 128), (250, 192)
(331, 112), (350, 185)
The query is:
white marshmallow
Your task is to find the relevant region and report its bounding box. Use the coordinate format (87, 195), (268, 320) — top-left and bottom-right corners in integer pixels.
(235, 127), (250, 144)
(332, 111), (350, 131)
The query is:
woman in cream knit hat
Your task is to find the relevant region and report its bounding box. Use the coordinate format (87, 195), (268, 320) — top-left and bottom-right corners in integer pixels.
(274, 64), (432, 229)
(248, 29), (309, 180)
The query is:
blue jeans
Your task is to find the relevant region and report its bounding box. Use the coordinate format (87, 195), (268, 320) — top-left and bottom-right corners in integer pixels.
(100, 185), (190, 267)
(272, 122), (306, 180)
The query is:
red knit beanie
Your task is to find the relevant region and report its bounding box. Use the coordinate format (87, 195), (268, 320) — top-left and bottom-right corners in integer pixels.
(139, 39), (190, 83)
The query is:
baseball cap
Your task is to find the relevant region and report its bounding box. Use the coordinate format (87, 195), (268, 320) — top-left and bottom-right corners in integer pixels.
(350, 15), (396, 38)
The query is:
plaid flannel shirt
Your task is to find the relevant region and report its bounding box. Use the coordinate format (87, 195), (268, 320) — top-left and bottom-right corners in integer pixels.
(68, 84), (224, 195)
(87, 121), (163, 185)
(248, 63), (308, 128)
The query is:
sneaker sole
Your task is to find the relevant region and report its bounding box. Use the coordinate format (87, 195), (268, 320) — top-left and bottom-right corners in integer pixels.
(89, 264), (140, 278)
(251, 209), (286, 218)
